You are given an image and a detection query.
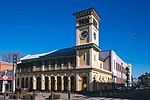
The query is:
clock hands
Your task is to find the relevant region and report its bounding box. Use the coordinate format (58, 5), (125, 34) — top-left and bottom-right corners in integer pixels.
(81, 30), (88, 39)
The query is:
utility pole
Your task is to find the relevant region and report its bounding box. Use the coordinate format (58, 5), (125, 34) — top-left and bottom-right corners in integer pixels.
(12, 53), (17, 93)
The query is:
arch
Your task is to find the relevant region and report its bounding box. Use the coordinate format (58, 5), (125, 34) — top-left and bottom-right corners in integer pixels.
(70, 73), (75, 77)
(93, 77), (97, 91)
(64, 76), (68, 91)
(51, 76), (55, 91)
(17, 78), (19, 88)
(71, 76), (76, 92)
(81, 76), (88, 91)
(36, 76), (41, 91)
(25, 77), (28, 88)
(80, 73), (88, 78)
(29, 77), (33, 91)
(57, 76), (61, 91)
(45, 76), (49, 91)
(21, 77), (24, 88)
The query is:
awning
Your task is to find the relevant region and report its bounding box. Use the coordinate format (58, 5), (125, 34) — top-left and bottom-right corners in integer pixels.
(0, 77), (12, 81)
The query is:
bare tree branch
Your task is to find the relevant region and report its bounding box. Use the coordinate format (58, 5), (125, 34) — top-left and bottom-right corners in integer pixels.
(1, 51), (23, 63)
(1, 51), (13, 63)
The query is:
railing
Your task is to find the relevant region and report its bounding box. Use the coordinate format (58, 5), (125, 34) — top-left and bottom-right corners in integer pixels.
(34, 67), (41, 71)
(17, 64), (76, 73)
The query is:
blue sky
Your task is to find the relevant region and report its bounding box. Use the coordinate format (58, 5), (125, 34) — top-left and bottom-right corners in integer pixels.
(0, 0), (150, 78)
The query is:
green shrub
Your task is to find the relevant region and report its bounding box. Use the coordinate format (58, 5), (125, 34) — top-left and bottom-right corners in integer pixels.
(49, 93), (61, 99)
(9, 93), (19, 99)
(21, 93), (36, 99)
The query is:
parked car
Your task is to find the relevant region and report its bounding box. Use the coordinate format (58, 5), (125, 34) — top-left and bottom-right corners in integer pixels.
(127, 86), (132, 90)
(117, 86), (126, 91)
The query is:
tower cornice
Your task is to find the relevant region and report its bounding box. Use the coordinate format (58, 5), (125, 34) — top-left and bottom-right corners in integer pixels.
(73, 7), (101, 21)
(75, 43), (101, 51)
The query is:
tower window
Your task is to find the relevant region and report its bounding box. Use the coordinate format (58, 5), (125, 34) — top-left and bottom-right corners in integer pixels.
(114, 60), (115, 69)
(100, 63), (102, 69)
(79, 17), (89, 26)
(94, 55), (96, 61)
(83, 54), (86, 61)
(93, 19), (97, 28)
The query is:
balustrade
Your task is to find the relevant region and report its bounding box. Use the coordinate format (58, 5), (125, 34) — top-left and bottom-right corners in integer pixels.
(18, 63), (76, 73)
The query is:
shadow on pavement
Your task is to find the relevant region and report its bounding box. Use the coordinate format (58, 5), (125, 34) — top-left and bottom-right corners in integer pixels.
(109, 89), (150, 100)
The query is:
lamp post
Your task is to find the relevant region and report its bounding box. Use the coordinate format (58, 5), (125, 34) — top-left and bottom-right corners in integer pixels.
(12, 53), (17, 93)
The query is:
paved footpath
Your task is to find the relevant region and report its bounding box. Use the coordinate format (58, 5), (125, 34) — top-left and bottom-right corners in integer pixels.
(30, 92), (131, 100)
(1, 89), (150, 100)
(0, 92), (130, 100)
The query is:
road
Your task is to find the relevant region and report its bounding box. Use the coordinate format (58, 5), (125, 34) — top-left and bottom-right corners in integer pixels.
(109, 89), (150, 100)
(0, 89), (149, 100)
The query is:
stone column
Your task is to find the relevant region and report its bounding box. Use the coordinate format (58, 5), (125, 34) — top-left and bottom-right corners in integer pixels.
(32, 66), (36, 72)
(33, 76), (36, 90)
(97, 74), (100, 91)
(61, 64), (64, 69)
(55, 64), (57, 70)
(68, 77), (71, 91)
(54, 76), (57, 91)
(48, 76), (51, 91)
(24, 77), (26, 88)
(28, 77), (30, 90)
(48, 65), (51, 70)
(41, 74), (45, 91)
(19, 78), (22, 88)
(41, 65), (45, 71)
(68, 62), (71, 69)
(19, 68), (21, 73)
(61, 76), (64, 91)
(15, 77), (18, 88)
(76, 73), (79, 91)
(89, 71), (93, 91)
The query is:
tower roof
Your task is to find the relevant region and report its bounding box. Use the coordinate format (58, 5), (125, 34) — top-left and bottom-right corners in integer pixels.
(73, 7), (101, 21)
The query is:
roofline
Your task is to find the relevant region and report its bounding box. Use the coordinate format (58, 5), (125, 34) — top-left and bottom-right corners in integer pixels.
(101, 50), (132, 66)
(73, 7), (94, 15)
(1, 61), (13, 66)
(20, 46), (76, 61)
(100, 50), (112, 52)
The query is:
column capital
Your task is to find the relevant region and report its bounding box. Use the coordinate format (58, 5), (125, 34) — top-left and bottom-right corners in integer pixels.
(54, 76), (57, 80)
(68, 62), (71, 69)
(61, 63), (64, 69)
(55, 64), (57, 70)
(41, 65), (45, 71)
(32, 66), (36, 71)
(68, 76), (71, 81)
(61, 76), (64, 79)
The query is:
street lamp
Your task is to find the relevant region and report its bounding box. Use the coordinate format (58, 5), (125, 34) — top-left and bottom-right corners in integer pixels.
(12, 53), (17, 93)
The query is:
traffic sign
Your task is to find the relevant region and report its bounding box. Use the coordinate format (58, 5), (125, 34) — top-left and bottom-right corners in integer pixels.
(2, 75), (8, 80)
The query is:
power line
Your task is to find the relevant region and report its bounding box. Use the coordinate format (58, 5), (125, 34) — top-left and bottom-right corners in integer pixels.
(131, 33), (150, 37)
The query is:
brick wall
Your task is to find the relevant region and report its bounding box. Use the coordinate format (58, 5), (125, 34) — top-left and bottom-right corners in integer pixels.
(0, 61), (13, 71)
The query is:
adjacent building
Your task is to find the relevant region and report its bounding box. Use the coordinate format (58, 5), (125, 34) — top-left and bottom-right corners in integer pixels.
(100, 50), (132, 87)
(16, 8), (132, 92)
(0, 60), (13, 93)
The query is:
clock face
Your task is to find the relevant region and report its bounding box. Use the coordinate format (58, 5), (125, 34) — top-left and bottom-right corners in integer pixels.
(94, 32), (96, 40)
(80, 30), (88, 39)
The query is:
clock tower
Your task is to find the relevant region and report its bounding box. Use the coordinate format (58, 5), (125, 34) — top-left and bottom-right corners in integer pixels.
(73, 8), (101, 46)
(73, 8), (101, 68)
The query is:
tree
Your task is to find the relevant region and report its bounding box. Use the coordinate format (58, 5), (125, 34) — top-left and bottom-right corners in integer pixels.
(1, 51), (23, 63)
(138, 72), (150, 88)
(1, 51), (13, 63)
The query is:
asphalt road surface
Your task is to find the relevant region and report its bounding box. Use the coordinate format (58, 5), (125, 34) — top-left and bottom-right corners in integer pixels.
(109, 89), (150, 100)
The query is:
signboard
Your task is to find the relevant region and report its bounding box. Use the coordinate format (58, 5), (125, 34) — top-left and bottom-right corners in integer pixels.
(2, 75), (8, 80)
